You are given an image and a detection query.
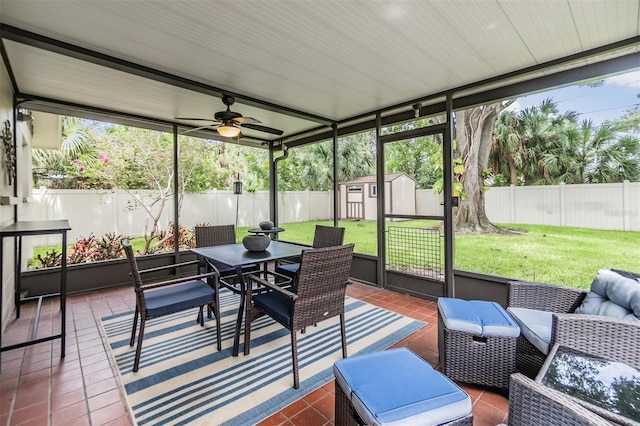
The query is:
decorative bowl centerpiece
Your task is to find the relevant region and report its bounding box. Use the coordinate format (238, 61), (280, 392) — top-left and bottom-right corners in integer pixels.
(242, 234), (270, 252)
(259, 220), (274, 230)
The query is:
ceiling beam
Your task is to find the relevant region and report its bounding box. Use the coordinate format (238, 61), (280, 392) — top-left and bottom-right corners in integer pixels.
(284, 49), (640, 148)
(1, 24), (334, 126)
(16, 92), (270, 147)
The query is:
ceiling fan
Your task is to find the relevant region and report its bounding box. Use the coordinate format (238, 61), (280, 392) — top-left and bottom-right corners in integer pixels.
(177, 95), (284, 138)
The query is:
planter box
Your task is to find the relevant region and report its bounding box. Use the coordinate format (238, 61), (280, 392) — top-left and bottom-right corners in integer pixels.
(20, 251), (509, 305)
(21, 250), (198, 297)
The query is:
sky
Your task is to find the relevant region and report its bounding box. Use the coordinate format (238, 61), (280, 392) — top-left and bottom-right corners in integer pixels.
(508, 69), (640, 126)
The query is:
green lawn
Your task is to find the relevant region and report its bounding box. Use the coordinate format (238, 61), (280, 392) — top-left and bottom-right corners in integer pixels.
(31, 220), (639, 290)
(454, 224), (639, 289)
(282, 220), (639, 289)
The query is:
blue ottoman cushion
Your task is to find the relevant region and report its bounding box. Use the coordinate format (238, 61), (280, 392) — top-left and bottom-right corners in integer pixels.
(334, 348), (471, 426)
(438, 298), (520, 338)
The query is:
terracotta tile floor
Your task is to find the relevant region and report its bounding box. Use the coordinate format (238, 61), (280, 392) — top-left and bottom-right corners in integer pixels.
(1, 281), (509, 425)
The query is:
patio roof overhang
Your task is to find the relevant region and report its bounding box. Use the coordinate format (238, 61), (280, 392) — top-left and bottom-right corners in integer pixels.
(1, 1), (639, 149)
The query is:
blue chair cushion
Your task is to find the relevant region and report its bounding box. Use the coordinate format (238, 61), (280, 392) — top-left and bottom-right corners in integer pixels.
(438, 298), (520, 338)
(334, 348), (471, 426)
(252, 291), (292, 327)
(507, 307), (553, 355)
(275, 262), (299, 280)
(145, 280), (215, 317)
(201, 262), (260, 278)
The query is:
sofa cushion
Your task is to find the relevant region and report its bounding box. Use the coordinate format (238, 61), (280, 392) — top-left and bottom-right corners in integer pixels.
(507, 307), (553, 355)
(575, 269), (640, 321)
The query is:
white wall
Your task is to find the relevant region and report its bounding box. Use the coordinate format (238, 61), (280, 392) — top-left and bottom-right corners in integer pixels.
(382, 182), (390, 219)
(0, 56), (13, 331)
(389, 176), (416, 216)
(1, 60), (34, 331)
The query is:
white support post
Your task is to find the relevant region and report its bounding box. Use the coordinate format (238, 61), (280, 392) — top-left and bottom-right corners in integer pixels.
(559, 182), (566, 226)
(623, 180), (630, 231)
(509, 184), (516, 224)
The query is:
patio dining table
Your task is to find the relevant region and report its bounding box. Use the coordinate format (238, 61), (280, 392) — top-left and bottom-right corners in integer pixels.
(191, 240), (305, 356)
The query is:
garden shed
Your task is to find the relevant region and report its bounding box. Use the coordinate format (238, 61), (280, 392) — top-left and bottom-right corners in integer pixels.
(339, 173), (416, 221)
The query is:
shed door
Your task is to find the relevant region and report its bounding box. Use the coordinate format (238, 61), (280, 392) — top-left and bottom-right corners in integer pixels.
(346, 185), (364, 219)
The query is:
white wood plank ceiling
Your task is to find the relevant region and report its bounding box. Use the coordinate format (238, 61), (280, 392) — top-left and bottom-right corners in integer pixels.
(1, 0), (639, 145)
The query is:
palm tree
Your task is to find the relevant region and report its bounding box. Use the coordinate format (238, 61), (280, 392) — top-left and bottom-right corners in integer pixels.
(561, 119), (640, 183)
(491, 110), (524, 185)
(338, 132), (375, 182)
(518, 99), (579, 185)
(300, 141), (333, 190)
(492, 100), (640, 186)
(32, 116), (97, 188)
(494, 98), (580, 186)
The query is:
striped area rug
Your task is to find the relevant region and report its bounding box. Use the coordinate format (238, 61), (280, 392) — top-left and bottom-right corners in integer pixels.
(101, 288), (425, 425)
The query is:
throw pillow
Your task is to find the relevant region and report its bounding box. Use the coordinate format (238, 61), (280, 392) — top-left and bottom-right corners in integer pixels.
(575, 269), (640, 321)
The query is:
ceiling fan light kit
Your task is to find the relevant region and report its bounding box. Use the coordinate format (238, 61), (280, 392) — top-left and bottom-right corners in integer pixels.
(176, 95), (283, 139)
(217, 124), (241, 138)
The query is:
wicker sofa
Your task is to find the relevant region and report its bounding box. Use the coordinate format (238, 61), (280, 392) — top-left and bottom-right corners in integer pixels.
(507, 269), (640, 378)
(507, 269), (640, 424)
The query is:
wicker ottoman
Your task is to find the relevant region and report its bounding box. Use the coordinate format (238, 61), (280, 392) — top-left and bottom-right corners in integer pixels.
(333, 348), (473, 426)
(438, 298), (520, 390)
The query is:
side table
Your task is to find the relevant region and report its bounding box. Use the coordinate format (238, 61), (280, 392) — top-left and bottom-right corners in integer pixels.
(438, 297), (520, 390)
(0, 220), (71, 366)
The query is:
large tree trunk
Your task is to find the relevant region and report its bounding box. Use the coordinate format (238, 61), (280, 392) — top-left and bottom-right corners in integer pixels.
(454, 103), (512, 233)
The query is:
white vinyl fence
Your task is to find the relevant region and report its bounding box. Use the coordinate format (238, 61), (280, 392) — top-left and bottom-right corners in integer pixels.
(22, 181), (639, 246)
(22, 189), (334, 244)
(484, 181), (639, 232)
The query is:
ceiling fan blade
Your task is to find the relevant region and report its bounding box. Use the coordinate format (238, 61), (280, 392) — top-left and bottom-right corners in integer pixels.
(240, 123), (284, 136)
(233, 116), (261, 125)
(175, 117), (218, 122)
(181, 125), (218, 135)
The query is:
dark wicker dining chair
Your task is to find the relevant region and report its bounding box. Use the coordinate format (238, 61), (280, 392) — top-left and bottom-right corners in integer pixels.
(123, 239), (221, 372)
(243, 243), (355, 389)
(194, 224), (260, 280)
(275, 224), (345, 280)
